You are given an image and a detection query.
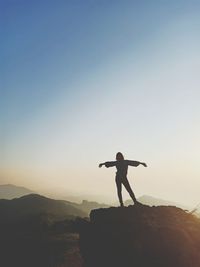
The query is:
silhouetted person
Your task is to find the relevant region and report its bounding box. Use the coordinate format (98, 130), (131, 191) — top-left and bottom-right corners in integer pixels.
(99, 152), (147, 207)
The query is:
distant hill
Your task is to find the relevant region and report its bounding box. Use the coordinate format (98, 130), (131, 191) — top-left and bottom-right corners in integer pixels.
(71, 200), (109, 215)
(125, 195), (187, 209)
(0, 184), (34, 199)
(0, 194), (87, 223)
(0, 184), (110, 216)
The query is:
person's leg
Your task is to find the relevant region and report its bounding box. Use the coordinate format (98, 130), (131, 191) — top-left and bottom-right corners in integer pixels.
(115, 177), (124, 207)
(122, 177), (138, 204)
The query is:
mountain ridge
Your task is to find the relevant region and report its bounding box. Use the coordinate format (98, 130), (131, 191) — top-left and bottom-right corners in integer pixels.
(0, 193), (87, 222)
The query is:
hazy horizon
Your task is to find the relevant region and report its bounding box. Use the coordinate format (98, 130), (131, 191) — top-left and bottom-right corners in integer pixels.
(0, 183), (192, 209)
(1, 1), (200, 207)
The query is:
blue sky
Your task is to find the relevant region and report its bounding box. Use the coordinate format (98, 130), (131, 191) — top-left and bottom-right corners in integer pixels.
(1, 1), (200, 205)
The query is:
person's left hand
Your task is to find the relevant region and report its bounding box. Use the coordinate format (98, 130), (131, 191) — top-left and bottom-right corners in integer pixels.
(142, 162), (147, 167)
(99, 163), (103, 168)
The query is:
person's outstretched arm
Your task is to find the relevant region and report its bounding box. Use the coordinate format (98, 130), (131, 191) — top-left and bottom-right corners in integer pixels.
(99, 161), (117, 168)
(127, 160), (147, 167)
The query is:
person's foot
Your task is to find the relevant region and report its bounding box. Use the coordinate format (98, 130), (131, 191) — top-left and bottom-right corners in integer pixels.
(120, 204), (124, 207)
(134, 201), (143, 206)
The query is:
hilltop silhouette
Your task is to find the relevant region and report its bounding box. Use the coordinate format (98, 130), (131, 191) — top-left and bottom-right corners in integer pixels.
(0, 194), (87, 222)
(77, 205), (200, 267)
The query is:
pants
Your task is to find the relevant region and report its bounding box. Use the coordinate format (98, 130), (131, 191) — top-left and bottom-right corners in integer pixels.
(115, 175), (137, 206)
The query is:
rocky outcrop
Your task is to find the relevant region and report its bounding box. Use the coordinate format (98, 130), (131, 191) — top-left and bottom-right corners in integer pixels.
(77, 205), (200, 267)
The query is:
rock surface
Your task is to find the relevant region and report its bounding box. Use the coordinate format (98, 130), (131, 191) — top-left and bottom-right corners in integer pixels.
(77, 205), (200, 267)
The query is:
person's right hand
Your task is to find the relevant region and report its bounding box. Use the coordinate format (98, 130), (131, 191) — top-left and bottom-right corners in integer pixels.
(142, 162), (147, 167)
(99, 163), (103, 168)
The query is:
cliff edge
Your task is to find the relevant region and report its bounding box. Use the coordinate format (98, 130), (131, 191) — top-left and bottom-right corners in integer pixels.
(77, 205), (200, 267)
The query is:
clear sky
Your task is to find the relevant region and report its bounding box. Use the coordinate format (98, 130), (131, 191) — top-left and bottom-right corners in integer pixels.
(1, 0), (200, 206)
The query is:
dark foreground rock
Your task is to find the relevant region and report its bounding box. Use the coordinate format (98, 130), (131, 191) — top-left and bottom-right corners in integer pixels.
(77, 205), (200, 267)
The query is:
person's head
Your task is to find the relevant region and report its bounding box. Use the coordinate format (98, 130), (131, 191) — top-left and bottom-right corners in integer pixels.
(116, 152), (124, 161)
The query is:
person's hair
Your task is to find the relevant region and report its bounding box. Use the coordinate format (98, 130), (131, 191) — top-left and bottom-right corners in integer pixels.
(116, 152), (124, 161)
